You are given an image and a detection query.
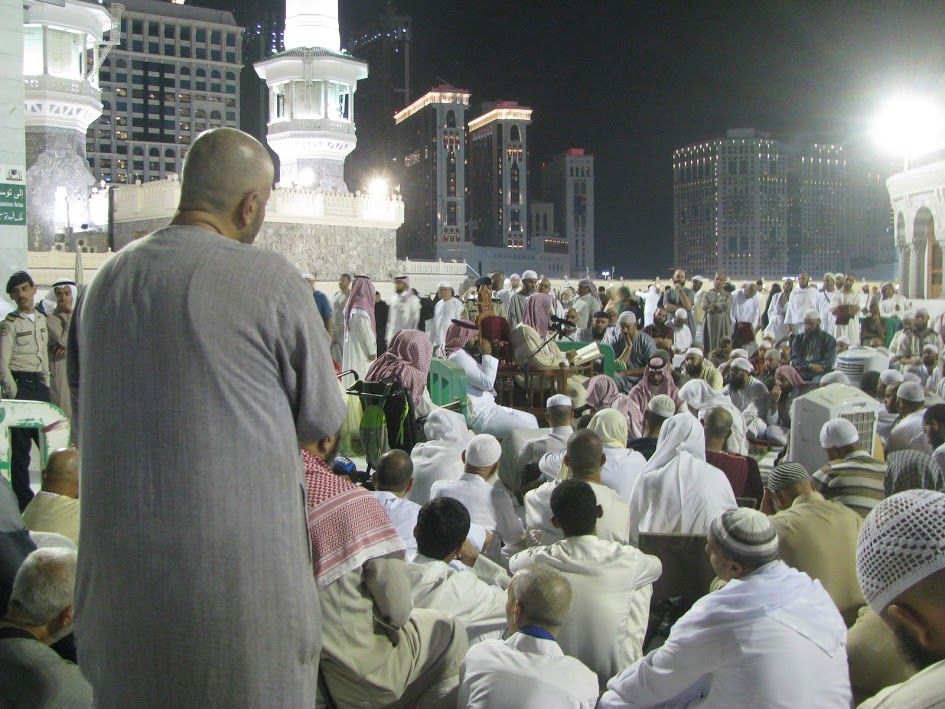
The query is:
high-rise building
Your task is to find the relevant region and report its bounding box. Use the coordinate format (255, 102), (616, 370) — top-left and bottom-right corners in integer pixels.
(466, 101), (531, 249)
(541, 148), (595, 273)
(785, 141), (845, 275)
(344, 5), (411, 193)
(393, 84), (469, 260)
(673, 129), (787, 278)
(85, 0), (242, 186)
(844, 165), (896, 268)
(240, 11), (284, 145)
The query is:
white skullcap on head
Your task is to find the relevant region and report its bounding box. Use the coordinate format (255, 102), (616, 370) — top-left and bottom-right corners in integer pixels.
(766, 462), (811, 492)
(824, 272), (836, 279)
(897, 381), (925, 402)
(684, 347), (704, 358)
(647, 394), (677, 419)
(521, 270), (538, 280)
(510, 273), (521, 280)
(856, 490), (945, 612)
(902, 309), (916, 319)
(915, 307), (930, 317)
(879, 370), (904, 387)
(836, 336), (850, 345)
(709, 508), (779, 567)
(692, 275), (705, 282)
(820, 371), (850, 385)
(301, 272), (315, 280)
(464, 434), (502, 468)
(730, 357), (752, 373)
(803, 309), (821, 321)
(674, 309), (688, 321)
(730, 348), (748, 359)
(437, 281), (452, 290)
(902, 372), (921, 384)
(923, 344), (940, 354)
(546, 394), (572, 408)
(618, 311), (637, 326)
(820, 419), (859, 448)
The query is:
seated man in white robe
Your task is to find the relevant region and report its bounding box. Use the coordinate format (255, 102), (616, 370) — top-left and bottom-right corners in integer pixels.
(408, 498), (510, 645)
(458, 564), (599, 709)
(724, 357), (771, 440)
(430, 434), (527, 560)
(507, 394), (574, 496)
(371, 450), (422, 555)
(856, 490), (945, 708)
(627, 413), (736, 545)
(525, 429), (631, 547)
(510, 479), (662, 690)
(886, 381), (932, 455)
(409, 409), (471, 505)
(600, 509), (852, 708)
(445, 319), (539, 438)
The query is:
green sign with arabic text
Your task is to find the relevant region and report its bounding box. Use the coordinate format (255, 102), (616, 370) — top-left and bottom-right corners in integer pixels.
(0, 183), (26, 226)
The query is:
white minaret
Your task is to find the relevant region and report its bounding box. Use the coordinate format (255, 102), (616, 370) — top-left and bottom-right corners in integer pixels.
(254, 0), (367, 191)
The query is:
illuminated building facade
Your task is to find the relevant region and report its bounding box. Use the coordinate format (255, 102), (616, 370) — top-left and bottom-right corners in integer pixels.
(541, 148), (595, 273)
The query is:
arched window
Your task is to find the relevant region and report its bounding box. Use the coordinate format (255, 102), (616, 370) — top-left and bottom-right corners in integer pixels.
(225, 71), (235, 82)
(165, 148), (175, 158)
(210, 69), (221, 79)
(445, 109), (456, 128)
(148, 147), (159, 156)
(195, 109), (206, 119)
(116, 59), (127, 69)
(133, 146), (144, 156)
(210, 110), (221, 121)
(510, 125), (520, 142)
(180, 67), (190, 76)
(195, 68), (205, 78)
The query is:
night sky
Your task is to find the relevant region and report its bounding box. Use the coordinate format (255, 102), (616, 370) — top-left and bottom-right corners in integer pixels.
(204, 0), (945, 276)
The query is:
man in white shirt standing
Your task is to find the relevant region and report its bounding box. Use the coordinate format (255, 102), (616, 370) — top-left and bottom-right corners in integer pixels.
(330, 273), (351, 364)
(430, 281), (462, 355)
(511, 480), (661, 690)
(430, 434), (527, 558)
(386, 276), (420, 345)
(408, 497), (510, 645)
(600, 508), (851, 708)
(458, 564), (599, 708)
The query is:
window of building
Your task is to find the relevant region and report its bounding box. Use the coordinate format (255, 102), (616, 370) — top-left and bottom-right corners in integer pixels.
(132, 40), (143, 52)
(196, 28), (206, 43)
(225, 52), (236, 63)
(116, 130), (129, 140)
(132, 20), (143, 35)
(164, 25), (175, 39)
(180, 27), (190, 41)
(446, 109), (456, 128)
(226, 32), (236, 47)
(180, 46), (191, 58)
(116, 116), (127, 126)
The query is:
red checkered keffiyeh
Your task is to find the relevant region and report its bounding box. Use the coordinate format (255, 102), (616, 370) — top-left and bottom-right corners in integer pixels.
(365, 329), (433, 407)
(444, 319), (478, 356)
(303, 450), (404, 589)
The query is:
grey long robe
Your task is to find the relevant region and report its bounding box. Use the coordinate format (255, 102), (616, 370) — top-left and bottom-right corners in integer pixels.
(703, 289), (734, 351)
(68, 225), (345, 707)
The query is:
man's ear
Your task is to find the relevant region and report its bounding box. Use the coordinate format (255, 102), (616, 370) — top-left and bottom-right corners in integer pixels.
(886, 603), (935, 650)
(596, 504), (604, 519)
(551, 515), (561, 530)
(461, 451), (467, 465)
(236, 190), (258, 228)
(405, 478), (415, 494)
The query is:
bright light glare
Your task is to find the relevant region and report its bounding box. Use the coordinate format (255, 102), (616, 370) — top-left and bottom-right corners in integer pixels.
(297, 168), (315, 188)
(367, 177), (389, 197)
(871, 95), (944, 159)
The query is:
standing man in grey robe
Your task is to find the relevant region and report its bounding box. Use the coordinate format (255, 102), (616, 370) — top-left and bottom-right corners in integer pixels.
(703, 272), (734, 352)
(68, 128), (346, 707)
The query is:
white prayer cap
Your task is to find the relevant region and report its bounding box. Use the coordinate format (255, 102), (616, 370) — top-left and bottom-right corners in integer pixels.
(915, 306), (930, 317)
(820, 371), (850, 385)
(464, 434), (502, 468)
(803, 309), (821, 321)
(301, 272), (316, 280)
(437, 281), (452, 291)
(819, 419), (859, 448)
(546, 394), (572, 409)
(730, 348), (749, 359)
(684, 347), (704, 359)
(709, 508), (779, 567)
(692, 275), (705, 282)
(856, 490), (945, 612)
(836, 336), (850, 346)
(766, 462), (811, 492)
(617, 311), (637, 326)
(510, 273), (521, 280)
(902, 372), (921, 384)
(897, 381), (925, 403)
(730, 357), (752, 373)
(647, 394), (676, 419)
(674, 309), (688, 321)
(762, 333), (775, 342)
(823, 272), (836, 280)
(923, 344), (940, 355)
(521, 270), (538, 281)
(903, 309), (916, 319)
(879, 370), (904, 387)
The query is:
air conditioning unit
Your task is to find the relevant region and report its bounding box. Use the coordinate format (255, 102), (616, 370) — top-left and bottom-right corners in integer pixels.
(788, 383), (880, 474)
(836, 346), (890, 387)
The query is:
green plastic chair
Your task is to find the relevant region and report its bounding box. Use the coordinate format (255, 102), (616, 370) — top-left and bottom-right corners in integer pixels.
(428, 358), (468, 417)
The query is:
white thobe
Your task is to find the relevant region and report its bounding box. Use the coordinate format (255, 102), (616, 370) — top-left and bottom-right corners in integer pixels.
(509, 536), (662, 689)
(638, 287), (661, 328)
(539, 447), (646, 503)
(371, 491), (420, 555)
(860, 657), (945, 708)
(448, 350), (538, 437)
(831, 290), (861, 343)
(626, 451), (736, 545)
(784, 286), (823, 333)
(764, 292), (790, 343)
(599, 561), (851, 709)
(409, 440), (466, 505)
(459, 632), (599, 709)
(878, 294), (910, 318)
(430, 297), (462, 353)
(408, 553), (509, 645)
(524, 479), (631, 547)
(430, 472), (526, 550)
(572, 294), (598, 331)
(673, 324), (692, 353)
(731, 291), (760, 329)
(330, 289), (349, 361)
(820, 289), (838, 333)
(386, 291), (420, 343)
(341, 308), (375, 384)
(886, 409), (933, 455)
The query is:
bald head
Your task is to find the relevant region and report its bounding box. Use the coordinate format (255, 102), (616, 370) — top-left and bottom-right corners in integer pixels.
(565, 429), (605, 478)
(176, 128), (274, 243)
(375, 449), (414, 494)
(508, 564), (572, 632)
(703, 407), (733, 446)
(41, 448), (78, 499)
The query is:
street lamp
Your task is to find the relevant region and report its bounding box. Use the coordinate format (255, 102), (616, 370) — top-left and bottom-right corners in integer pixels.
(871, 93), (944, 170)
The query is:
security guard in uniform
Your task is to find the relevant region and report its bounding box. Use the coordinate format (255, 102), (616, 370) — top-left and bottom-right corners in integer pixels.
(0, 271), (50, 510)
